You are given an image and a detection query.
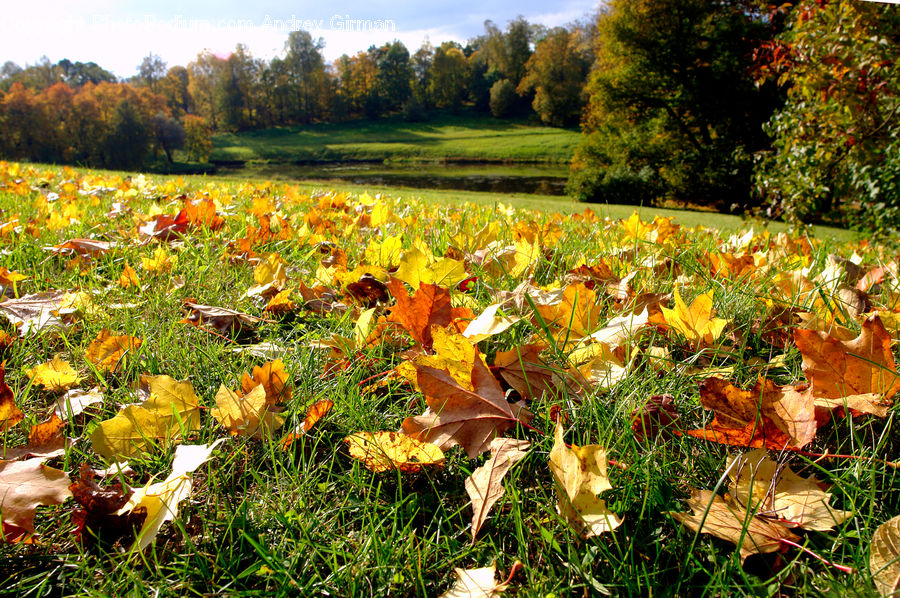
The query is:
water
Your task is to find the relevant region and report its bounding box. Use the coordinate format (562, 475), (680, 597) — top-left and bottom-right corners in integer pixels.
(215, 161), (570, 196)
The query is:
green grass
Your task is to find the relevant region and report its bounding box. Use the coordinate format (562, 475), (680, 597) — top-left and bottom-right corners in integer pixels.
(0, 161), (892, 597)
(211, 113), (581, 164)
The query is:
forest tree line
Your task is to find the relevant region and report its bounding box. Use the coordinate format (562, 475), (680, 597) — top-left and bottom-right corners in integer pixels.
(1, 1), (898, 231)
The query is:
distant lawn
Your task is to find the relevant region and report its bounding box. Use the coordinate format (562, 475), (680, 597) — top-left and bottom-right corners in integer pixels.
(211, 113), (581, 164)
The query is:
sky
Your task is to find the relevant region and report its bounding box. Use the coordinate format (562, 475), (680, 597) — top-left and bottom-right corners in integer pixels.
(0, 1), (600, 78)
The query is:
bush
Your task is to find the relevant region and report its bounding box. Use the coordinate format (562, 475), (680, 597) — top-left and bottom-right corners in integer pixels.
(489, 79), (516, 118)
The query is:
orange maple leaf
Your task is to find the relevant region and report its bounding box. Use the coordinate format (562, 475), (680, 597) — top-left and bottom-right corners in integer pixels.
(794, 314), (900, 401)
(685, 376), (817, 450)
(241, 359), (293, 405)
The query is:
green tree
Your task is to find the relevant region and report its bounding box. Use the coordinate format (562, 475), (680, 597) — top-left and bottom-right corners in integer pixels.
(489, 79), (516, 118)
(570, 0), (782, 209)
(517, 27), (590, 126)
(102, 99), (151, 169)
(374, 41), (412, 114)
(754, 0), (900, 231)
(283, 31), (330, 123)
(183, 114), (213, 162)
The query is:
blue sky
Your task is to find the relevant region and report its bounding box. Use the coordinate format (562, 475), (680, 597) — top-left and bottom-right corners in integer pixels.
(0, 1), (600, 77)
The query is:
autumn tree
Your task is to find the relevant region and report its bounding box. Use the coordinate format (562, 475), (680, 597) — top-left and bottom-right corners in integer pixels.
(754, 0), (900, 231)
(158, 66), (191, 118)
(429, 42), (469, 109)
(373, 41), (412, 114)
(518, 27), (590, 126)
(188, 51), (226, 129)
(569, 0), (783, 209)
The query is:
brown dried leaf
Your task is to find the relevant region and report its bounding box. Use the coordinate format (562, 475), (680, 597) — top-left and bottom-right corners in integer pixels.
(871, 514), (900, 597)
(0, 363), (24, 431)
(670, 489), (799, 562)
(465, 438), (530, 541)
(1, 414), (67, 460)
(402, 359), (532, 458)
(182, 300), (264, 336)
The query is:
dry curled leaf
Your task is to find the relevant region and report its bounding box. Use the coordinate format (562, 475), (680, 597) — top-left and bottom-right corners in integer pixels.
(54, 387), (104, 420)
(281, 399), (334, 450)
(345, 431), (444, 473)
(439, 562), (516, 598)
(70, 464), (144, 549)
(1, 414), (67, 461)
(465, 438), (530, 541)
(182, 300), (264, 337)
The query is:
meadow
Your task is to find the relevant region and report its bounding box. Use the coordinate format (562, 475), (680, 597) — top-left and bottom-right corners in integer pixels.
(0, 161), (898, 597)
(210, 114), (581, 164)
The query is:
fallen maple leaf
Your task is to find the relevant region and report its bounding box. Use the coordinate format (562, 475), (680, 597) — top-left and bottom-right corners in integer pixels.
(386, 279), (453, 352)
(118, 263), (140, 289)
(439, 562), (514, 598)
(871, 514), (900, 597)
(492, 344), (566, 402)
(25, 355), (81, 392)
(685, 377), (817, 450)
(90, 375), (201, 460)
(462, 303), (521, 343)
(46, 238), (116, 258)
(659, 287), (728, 347)
(244, 252), (288, 298)
(465, 438), (530, 541)
(116, 440), (226, 550)
(402, 358), (532, 458)
(630, 394), (681, 442)
(1, 414), (67, 460)
(0, 458), (72, 541)
(548, 421), (623, 537)
(533, 283), (604, 342)
(728, 449), (851, 531)
(240, 358), (292, 405)
(211, 384), (284, 438)
(670, 489), (800, 562)
(182, 300), (264, 337)
(395, 246), (468, 290)
(0, 290), (74, 337)
(345, 431), (444, 473)
(85, 329), (142, 372)
(0, 363), (24, 431)
(794, 314), (900, 402)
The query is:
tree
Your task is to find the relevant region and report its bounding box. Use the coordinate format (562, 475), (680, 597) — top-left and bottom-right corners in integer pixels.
(517, 27), (590, 126)
(150, 112), (186, 163)
(569, 0), (783, 209)
(138, 53), (167, 92)
(183, 114), (213, 162)
(158, 66), (191, 117)
(754, 1), (900, 231)
(102, 99), (151, 169)
(429, 43), (469, 109)
(374, 41), (412, 114)
(283, 31), (330, 123)
(410, 41), (434, 107)
(188, 51), (226, 129)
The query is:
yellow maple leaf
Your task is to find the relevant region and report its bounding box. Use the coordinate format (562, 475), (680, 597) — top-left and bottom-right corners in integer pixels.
(24, 355), (80, 392)
(345, 431), (444, 473)
(394, 247), (467, 290)
(118, 263), (140, 288)
(549, 421), (623, 537)
(211, 384), (284, 438)
(142, 247), (176, 273)
(245, 253), (288, 298)
(660, 287), (728, 346)
(89, 375), (201, 460)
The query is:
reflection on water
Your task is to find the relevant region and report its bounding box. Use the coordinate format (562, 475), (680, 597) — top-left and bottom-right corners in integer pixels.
(216, 161), (569, 195)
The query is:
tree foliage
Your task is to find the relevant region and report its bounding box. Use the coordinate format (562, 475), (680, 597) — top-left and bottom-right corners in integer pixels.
(518, 27), (590, 126)
(754, 0), (900, 231)
(569, 0), (783, 209)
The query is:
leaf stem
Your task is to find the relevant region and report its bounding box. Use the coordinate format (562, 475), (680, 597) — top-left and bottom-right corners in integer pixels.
(779, 537), (854, 574)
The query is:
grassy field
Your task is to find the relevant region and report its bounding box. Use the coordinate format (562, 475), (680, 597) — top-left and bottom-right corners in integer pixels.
(211, 113), (581, 164)
(1, 162), (896, 596)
